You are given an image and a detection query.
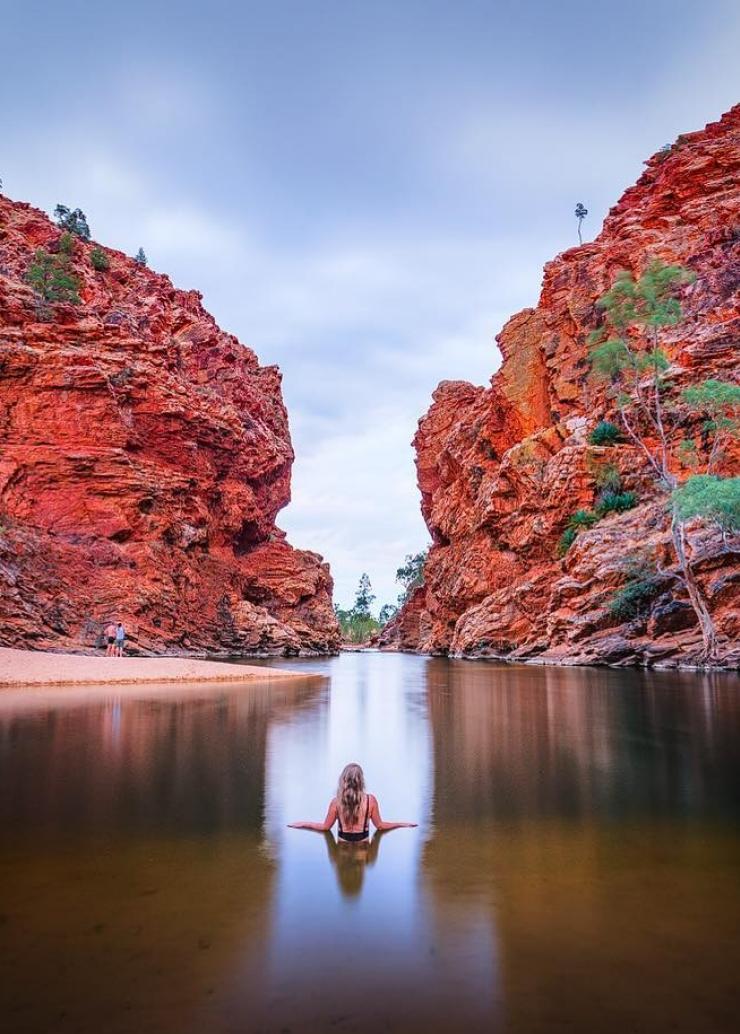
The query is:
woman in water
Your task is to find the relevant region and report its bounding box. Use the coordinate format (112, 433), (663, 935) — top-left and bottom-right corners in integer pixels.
(288, 762), (416, 841)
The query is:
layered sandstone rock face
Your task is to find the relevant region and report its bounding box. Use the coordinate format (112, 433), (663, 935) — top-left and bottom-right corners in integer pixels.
(380, 106), (740, 666)
(0, 196), (340, 655)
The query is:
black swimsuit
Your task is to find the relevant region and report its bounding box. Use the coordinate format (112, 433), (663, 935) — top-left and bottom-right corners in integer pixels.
(337, 795), (370, 842)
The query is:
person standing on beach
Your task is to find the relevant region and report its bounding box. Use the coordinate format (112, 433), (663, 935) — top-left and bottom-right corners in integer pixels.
(115, 622), (126, 657)
(104, 621), (117, 656)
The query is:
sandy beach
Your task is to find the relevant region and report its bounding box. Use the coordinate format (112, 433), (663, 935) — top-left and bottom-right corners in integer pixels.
(0, 647), (309, 687)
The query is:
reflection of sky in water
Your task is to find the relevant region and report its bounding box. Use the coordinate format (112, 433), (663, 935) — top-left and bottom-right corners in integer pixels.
(259, 653), (501, 1029)
(265, 653), (431, 839)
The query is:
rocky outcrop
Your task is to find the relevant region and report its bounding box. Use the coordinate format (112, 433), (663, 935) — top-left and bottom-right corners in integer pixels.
(380, 106), (740, 667)
(0, 195), (340, 655)
(373, 586), (429, 652)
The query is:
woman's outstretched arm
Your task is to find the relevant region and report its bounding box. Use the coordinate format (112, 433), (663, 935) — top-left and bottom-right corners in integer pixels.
(368, 795), (417, 831)
(288, 799), (338, 831)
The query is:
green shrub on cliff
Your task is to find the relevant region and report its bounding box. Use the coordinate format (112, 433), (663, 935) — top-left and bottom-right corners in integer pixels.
(558, 509), (598, 555)
(90, 247), (110, 272)
(591, 459), (622, 492)
(558, 490), (639, 557)
(596, 490), (637, 516)
(58, 231), (75, 255)
(557, 527), (578, 556)
(609, 570), (660, 620)
(570, 509), (598, 528)
(25, 248), (81, 304)
(588, 420), (622, 446)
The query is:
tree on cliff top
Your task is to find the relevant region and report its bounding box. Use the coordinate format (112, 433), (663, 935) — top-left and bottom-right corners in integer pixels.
(134, 247), (147, 266)
(589, 258), (739, 661)
(54, 204), (90, 240)
(575, 202), (588, 244)
(396, 550), (427, 602)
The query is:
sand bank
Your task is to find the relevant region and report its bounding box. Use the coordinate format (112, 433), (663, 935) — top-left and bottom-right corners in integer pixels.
(0, 647), (310, 687)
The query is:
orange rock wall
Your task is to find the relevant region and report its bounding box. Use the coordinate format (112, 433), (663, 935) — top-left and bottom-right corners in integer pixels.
(380, 106), (740, 666)
(0, 196), (340, 655)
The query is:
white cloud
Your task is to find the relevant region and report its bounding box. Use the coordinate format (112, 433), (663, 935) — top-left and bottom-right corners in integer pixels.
(142, 206), (248, 262)
(280, 408), (431, 608)
(117, 67), (214, 131)
(85, 156), (148, 205)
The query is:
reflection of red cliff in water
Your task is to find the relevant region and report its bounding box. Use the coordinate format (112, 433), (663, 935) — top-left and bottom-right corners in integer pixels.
(424, 661), (739, 823)
(0, 683), (293, 1031)
(0, 678), (320, 833)
(0, 674), (332, 1033)
(381, 106), (740, 667)
(0, 194), (340, 656)
(0, 689), (265, 832)
(423, 821), (740, 1034)
(420, 660), (740, 1034)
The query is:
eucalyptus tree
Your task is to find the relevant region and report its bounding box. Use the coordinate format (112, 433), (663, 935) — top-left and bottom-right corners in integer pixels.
(575, 202), (588, 244)
(54, 204), (90, 239)
(588, 259), (739, 660)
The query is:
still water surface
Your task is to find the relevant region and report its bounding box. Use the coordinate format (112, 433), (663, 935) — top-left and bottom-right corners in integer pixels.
(0, 654), (738, 1033)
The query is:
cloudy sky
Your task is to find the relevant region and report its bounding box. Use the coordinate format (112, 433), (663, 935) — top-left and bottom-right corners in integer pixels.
(3, 1), (739, 609)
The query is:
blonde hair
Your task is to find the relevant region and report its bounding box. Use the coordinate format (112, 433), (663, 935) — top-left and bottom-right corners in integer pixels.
(337, 763), (366, 826)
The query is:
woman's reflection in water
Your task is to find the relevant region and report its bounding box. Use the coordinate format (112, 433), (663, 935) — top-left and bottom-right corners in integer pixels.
(322, 830), (386, 898)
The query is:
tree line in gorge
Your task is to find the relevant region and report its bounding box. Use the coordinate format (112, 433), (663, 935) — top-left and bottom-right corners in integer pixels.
(334, 551), (427, 644)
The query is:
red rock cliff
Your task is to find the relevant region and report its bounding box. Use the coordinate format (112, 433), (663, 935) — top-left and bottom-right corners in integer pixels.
(381, 106), (740, 666)
(0, 195), (340, 655)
